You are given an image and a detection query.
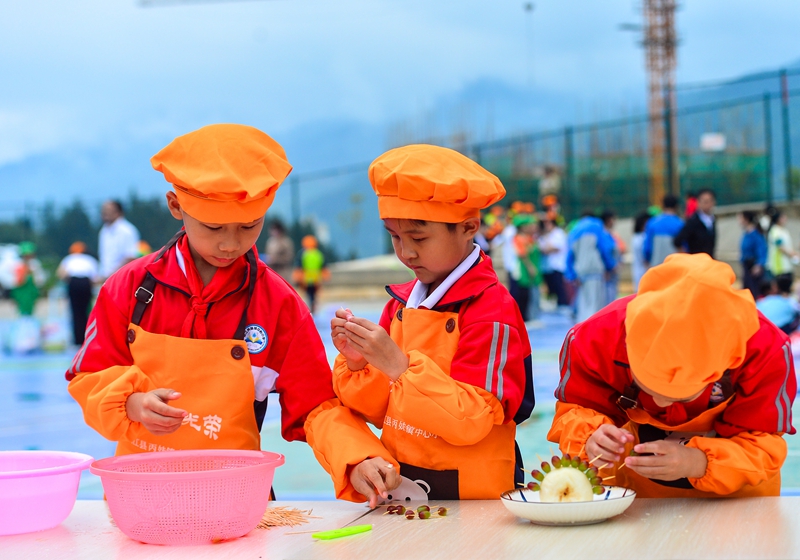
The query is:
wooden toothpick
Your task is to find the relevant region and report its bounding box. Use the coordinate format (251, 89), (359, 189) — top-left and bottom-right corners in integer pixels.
(588, 454), (603, 465)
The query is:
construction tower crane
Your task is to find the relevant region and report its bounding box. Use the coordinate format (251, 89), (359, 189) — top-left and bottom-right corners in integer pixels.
(643, 0), (678, 205)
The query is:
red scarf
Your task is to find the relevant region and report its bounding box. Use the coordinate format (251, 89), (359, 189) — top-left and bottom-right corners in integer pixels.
(176, 236), (251, 339)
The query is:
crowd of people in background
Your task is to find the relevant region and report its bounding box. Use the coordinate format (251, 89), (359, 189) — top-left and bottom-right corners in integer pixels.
(1, 202), (330, 352)
(629, 190), (800, 337)
(6, 187), (800, 350)
(481, 196), (626, 325)
(482, 187), (800, 339)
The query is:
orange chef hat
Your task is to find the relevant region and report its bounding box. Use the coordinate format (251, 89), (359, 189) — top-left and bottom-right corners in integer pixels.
(368, 144), (505, 223)
(301, 235), (318, 249)
(151, 124), (292, 224)
(625, 253), (759, 399)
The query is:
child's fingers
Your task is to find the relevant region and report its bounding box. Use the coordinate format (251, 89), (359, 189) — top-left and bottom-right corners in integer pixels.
(380, 463), (401, 491)
(343, 321), (372, 338)
(602, 426), (630, 447)
(625, 462), (670, 479)
(346, 316), (379, 330)
(150, 399), (187, 419)
(634, 441), (669, 455)
(350, 472), (378, 507)
(344, 333), (368, 353)
(592, 432), (625, 457)
(153, 388), (182, 402)
(344, 329), (369, 346)
(364, 465), (388, 497)
(143, 416), (183, 434)
(619, 428), (635, 442)
(335, 308), (350, 320)
(626, 454), (667, 470)
(366, 493), (378, 509)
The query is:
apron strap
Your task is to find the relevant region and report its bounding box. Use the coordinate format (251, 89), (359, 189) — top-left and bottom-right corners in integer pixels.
(131, 231), (186, 326)
(234, 248), (259, 341)
(616, 383), (640, 411)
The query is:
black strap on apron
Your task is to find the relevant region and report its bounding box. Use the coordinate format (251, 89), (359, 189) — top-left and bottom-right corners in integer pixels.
(616, 383), (640, 411)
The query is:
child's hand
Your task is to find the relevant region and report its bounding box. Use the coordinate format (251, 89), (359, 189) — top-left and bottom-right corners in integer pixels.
(625, 440), (708, 480)
(350, 458), (401, 508)
(585, 424), (634, 466)
(343, 317), (409, 381)
(331, 308), (368, 370)
(125, 389), (187, 435)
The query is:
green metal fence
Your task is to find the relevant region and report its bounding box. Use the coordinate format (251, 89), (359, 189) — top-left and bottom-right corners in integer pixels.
(472, 88), (799, 221)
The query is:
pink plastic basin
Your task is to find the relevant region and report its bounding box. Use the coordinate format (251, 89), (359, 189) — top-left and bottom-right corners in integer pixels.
(90, 449), (284, 545)
(0, 450), (94, 536)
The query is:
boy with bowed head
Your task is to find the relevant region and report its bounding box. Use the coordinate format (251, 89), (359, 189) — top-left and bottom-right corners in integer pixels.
(66, 124), (400, 501)
(317, 145), (536, 502)
(549, 253), (796, 497)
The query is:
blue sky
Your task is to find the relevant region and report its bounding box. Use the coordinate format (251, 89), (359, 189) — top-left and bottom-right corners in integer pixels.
(1, 0), (799, 200)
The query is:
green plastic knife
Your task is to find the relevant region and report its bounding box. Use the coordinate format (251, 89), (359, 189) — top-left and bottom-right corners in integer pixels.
(312, 524), (372, 540)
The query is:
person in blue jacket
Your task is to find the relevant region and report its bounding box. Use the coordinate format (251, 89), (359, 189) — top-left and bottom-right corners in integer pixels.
(740, 210), (767, 298)
(566, 212), (616, 322)
(643, 194), (683, 266)
(757, 275), (800, 334)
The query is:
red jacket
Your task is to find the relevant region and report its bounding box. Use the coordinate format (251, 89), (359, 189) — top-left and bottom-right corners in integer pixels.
(66, 234), (335, 443)
(549, 295), (796, 494)
(378, 255), (535, 425)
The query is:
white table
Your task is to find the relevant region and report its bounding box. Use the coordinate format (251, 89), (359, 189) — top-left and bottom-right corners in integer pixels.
(2, 498), (800, 559)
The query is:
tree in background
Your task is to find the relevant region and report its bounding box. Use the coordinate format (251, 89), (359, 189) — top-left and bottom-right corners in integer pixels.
(0, 194), (338, 292)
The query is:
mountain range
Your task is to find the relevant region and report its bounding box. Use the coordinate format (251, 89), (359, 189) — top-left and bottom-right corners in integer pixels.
(2, 61), (799, 258)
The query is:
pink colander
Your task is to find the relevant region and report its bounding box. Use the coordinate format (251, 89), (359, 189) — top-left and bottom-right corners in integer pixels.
(90, 449), (284, 545)
(0, 450), (94, 536)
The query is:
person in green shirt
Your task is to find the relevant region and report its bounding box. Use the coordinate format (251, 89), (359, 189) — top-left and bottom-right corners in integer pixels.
(512, 215), (543, 322)
(10, 242), (46, 317)
(293, 235), (328, 314)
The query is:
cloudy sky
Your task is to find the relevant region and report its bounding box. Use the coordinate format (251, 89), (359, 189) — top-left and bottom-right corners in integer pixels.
(1, 0), (799, 200)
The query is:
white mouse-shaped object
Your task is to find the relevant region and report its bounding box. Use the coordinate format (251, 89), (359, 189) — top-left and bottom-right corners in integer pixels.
(387, 476), (430, 502)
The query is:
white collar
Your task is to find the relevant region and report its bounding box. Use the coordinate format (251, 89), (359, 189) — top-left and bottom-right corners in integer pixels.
(406, 244), (481, 310)
(175, 245), (187, 276)
(697, 211), (715, 228)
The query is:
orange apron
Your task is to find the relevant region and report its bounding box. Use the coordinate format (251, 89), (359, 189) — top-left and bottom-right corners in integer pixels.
(115, 232), (260, 456)
(608, 382), (781, 498)
(383, 305), (517, 499)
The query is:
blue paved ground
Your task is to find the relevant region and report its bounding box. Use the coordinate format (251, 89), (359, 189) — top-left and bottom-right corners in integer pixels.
(0, 305), (797, 499)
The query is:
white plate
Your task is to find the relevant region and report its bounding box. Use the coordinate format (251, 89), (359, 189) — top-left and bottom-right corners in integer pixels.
(500, 486), (636, 526)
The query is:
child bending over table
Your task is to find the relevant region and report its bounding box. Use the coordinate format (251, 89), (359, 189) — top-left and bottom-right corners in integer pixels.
(549, 253), (796, 497)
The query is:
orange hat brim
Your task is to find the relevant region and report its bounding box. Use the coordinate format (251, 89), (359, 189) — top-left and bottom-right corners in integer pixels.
(377, 196), (480, 223)
(175, 187), (274, 224)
